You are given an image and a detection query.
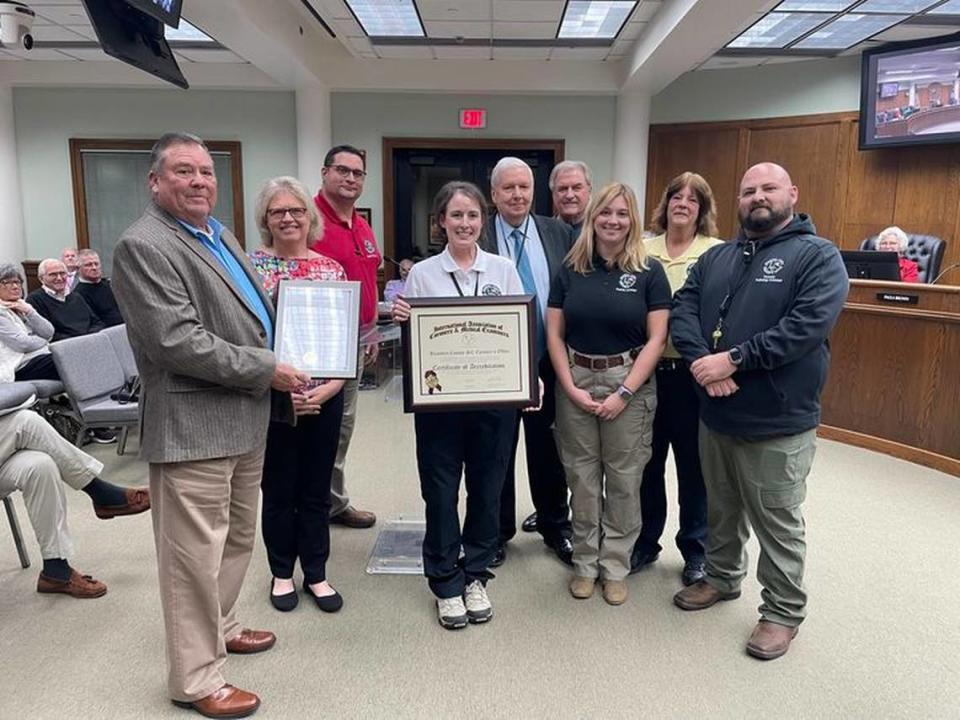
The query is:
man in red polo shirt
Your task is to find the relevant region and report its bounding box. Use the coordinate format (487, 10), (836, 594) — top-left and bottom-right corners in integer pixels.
(311, 144), (379, 528)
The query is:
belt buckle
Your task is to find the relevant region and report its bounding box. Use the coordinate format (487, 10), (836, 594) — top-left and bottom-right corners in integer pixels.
(591, 358), (605, 370)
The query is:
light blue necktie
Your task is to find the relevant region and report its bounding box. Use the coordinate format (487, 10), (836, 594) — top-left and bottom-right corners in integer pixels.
(511, 228), (545, 359)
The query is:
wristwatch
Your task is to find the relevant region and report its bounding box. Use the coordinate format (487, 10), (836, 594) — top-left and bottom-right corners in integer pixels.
(617, 384), (634, 400)
(728, 346), (744, 366)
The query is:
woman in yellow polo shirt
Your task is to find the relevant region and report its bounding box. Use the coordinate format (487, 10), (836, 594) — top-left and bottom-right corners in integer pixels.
(630, 171), (723, 587)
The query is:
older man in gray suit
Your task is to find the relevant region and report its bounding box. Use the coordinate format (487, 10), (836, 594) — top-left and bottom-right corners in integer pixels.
(113, 132), (307, 719)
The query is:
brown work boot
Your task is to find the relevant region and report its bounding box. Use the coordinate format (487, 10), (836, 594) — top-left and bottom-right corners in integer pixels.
(225, 629), (276, 655)
(37, 569), (107, 599)
(746, 621), (799, 660)
(673, 580), (740, 611)
(172, 684), (260, 718)
(602, 580), (628, 606)
(330, 506), (376, 528)
(569, 576), (596, 599)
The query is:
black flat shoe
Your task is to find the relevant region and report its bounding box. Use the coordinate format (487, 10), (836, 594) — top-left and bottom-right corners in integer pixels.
(489, 544), (507, 568)
(270, 579), (298, 612)
(521, 512), (538, 533)
(545, 537), (574, 566)
(303, 581), (343, 613)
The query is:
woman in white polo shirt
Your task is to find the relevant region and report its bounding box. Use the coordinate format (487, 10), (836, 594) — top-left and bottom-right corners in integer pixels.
(392, 181), (523, 630)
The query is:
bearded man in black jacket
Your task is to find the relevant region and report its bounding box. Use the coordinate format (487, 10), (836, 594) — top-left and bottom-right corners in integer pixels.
(670, 162), (848, 661)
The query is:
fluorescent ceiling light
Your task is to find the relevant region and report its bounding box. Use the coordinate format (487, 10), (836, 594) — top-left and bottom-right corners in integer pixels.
(558, 1), (638, 39)
(775, 1), (854, 10)
(346, 0), (424, 37)
(854, 0), (939, 11)
(927, 0), (960, 13)
(794, 13), (907, 48)
(165, 19), (216, 43)
(727, 12), (828, 48)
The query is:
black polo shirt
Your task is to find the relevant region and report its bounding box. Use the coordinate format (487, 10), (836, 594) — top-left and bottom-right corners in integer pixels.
(548, 256), (671, 355)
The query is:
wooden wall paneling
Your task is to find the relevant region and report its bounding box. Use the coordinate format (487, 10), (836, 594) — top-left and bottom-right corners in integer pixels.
(840, 121), (899, 249)
(744, 121), (842, 242)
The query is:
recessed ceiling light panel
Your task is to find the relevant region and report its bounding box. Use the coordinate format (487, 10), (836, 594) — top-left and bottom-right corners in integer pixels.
(727, 12), (829, 48)
(794, 12), (907, 48)
(558, 1), (638, 39)
(346, 0), (425, 37)
(775, 1), (855, 11)
(926, 0), (960, 12)
(855, 0), (939, 12)
(165, 20), (215, 43)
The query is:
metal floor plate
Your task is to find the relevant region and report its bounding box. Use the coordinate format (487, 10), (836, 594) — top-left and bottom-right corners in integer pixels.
(365, 517), (425, 575)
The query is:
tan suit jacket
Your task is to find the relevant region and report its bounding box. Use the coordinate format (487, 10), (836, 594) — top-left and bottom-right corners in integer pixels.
(113, 202), (283, 463)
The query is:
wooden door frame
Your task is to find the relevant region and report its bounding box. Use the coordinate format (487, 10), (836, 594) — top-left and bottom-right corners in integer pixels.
(381, 137), (565, 280)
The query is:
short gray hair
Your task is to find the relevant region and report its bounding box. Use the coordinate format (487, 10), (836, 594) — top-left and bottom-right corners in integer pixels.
(150, 131), (208, 174)
(254, 176), (323, 246)
(0, 262), (22, 283)
(877, 225), (908, 253)
(491, 157), (533, 189)
(38, 258), (65, 277)
(549, 160), (592, 191)
(77, 248), (99, 261)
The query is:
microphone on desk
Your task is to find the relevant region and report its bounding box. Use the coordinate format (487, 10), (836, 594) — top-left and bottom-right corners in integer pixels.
(932, 261), (960, 285)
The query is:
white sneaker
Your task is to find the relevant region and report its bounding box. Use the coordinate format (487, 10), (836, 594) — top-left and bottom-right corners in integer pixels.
(437, 596), (468, 630)
(464, 580), (493, 624)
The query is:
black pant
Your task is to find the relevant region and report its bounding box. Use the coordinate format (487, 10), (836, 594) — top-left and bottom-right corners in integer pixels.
(635, 364), (707, 561)
(261, 389), (344, 583)
(415, 408), (514, 599)
(499, 355), (572, 546)
(15, 353), (59, 381)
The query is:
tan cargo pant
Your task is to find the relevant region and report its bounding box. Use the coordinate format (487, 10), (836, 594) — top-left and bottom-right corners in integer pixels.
(555, 359), (656, 581)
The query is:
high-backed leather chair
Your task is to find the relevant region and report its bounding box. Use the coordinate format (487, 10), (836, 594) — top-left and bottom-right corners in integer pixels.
(860, 234), (946, 283)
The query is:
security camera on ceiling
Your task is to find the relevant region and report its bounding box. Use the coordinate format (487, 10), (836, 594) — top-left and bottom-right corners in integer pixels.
(0, 0), (35, 51)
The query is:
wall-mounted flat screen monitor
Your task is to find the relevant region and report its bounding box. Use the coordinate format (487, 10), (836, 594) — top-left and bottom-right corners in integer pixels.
(81, 0), (188, 89)
(860, 32), (960, 150)
(125, 0), (182, 28)
(840, 251), (901, 281)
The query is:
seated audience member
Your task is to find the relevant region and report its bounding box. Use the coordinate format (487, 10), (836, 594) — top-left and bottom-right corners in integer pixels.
(876, 226), (919, 283)
(61, 247), (79, 293)
(248, 176), (347, 613)
(383, 258), (413, 304)
(26, 259), (104, 341)
(0, 408), (150, 598)
(73, 250), (124, 327)
(0, 263), (58, 381)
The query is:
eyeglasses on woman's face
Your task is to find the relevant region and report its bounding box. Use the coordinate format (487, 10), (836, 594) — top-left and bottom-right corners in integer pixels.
(266, 207), (308, 220)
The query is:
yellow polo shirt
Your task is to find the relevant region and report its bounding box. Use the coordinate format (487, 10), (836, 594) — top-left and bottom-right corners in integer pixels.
(645, 233), (723, 358)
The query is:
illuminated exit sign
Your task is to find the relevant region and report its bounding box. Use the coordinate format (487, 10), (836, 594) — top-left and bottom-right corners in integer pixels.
(459, 108), (487, 129)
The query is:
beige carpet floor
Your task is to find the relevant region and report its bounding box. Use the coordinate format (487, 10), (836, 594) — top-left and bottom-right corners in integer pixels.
(1, 385), (958, 719)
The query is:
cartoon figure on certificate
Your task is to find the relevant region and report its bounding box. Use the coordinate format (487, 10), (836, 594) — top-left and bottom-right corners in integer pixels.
(424, 369), (442, 395)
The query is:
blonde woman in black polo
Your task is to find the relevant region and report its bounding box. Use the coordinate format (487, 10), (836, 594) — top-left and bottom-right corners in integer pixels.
(547, 183), (670, 606)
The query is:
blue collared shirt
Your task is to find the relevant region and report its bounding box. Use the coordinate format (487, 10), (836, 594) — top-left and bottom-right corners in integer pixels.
(495, 214), (550, 321)
(178, 217), (274, 348)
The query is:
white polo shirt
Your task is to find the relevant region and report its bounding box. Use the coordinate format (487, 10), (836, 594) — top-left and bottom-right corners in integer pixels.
(405, 245), (524, 300)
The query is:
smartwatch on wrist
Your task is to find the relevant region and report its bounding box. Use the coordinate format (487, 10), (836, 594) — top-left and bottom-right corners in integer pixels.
(728, 346), (744, 367)
(617, 384), (634, 400)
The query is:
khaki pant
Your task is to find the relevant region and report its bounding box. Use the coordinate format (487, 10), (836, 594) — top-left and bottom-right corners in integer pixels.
(555, 359), (656, 581)
(329, 352), (363, 516)
(0, 410), (103, 560)
(699, 423), (816, 626)
(149, 447), (264, 702)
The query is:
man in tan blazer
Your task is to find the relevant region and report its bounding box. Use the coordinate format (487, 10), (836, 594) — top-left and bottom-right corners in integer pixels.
(113, 132), (307, 719)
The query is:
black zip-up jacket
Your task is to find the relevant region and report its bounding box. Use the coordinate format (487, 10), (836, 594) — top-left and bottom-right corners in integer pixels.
(671, 213), (849, 437)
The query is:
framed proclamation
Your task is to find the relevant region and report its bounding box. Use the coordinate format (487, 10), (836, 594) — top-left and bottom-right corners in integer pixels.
(401, 295), (539, 413)
(275, 280), (360, 379)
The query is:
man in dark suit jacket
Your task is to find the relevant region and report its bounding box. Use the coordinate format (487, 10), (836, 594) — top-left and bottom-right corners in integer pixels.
(479, 157), (574, 567)
(113, 132), (306, 719)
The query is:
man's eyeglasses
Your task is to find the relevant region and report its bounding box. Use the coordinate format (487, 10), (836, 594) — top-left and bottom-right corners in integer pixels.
(327, 164), (367, 180)
(45, 272), (68, 278)
(267, 207), (308, 220)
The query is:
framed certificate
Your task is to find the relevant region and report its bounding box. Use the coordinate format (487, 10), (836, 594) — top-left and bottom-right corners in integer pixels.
(401, 295), (539, 413)
(275, 280), (360, 379)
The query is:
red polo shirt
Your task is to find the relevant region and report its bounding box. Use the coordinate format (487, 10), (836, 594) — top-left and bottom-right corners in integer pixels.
(312, 191), (381, 327)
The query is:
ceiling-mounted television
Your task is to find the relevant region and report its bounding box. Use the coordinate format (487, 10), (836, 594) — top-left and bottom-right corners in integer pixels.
(125, 0), (183, 29)
(860, 31), (960, 150)
(81, 0), (187, 89)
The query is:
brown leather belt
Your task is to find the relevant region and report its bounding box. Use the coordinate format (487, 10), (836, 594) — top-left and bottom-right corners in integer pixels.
(570, 347), (641, 371)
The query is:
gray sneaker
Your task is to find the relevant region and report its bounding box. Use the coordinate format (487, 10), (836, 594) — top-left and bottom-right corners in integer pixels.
(437, 596), (468, 630)
(464, 580), (493, 624)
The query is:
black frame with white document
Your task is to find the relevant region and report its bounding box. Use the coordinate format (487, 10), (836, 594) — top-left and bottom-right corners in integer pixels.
(401, 295), (539, 413)
(274, 280), (360, 379)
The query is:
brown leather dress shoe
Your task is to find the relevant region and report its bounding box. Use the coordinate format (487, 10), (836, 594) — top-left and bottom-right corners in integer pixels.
(673, 580), (741, 611)
(330, 505), (376, 528)
(746, 620), (799, 660)
(225, 629), (276, 655)
(37, 569), (107, 599)
(94, 487), (150, 519)
(172, 684), (260, 719)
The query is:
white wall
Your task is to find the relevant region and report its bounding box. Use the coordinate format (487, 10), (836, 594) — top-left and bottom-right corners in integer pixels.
(330, 92), (618, 248)
(651, 56), (861, 124)
(13, 87), (297, 260)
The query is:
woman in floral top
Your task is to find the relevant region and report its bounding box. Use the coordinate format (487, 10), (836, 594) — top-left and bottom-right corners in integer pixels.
(250, 176), (347, 614)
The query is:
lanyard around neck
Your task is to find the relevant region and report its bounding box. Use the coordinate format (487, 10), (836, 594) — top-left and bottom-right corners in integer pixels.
(449, 270), (479, 297)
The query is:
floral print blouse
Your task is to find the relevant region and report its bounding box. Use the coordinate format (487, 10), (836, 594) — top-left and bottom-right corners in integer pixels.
(248, 249), (346, 297)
